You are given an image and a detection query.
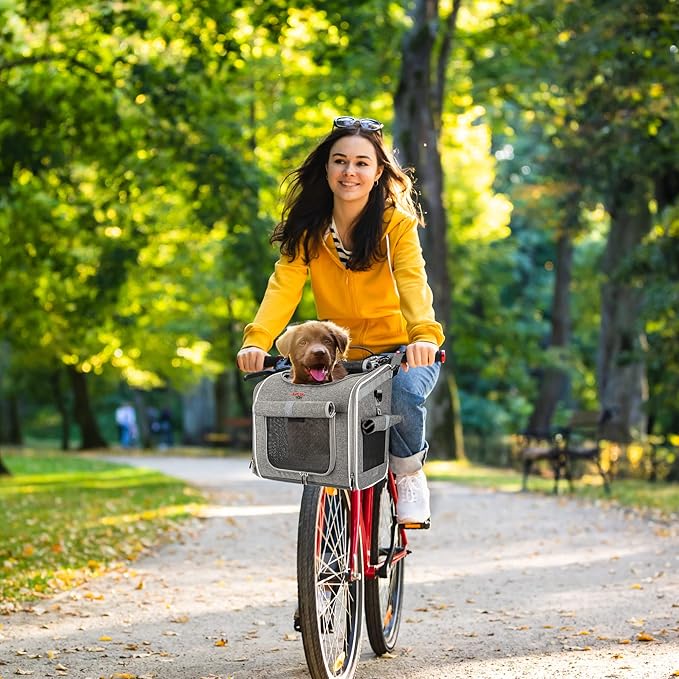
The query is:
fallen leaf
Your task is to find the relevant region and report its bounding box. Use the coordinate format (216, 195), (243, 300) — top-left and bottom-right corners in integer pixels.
(15, 670), (33, 676)
(214, 639), (227, 647)
(99, 636), (112, 642)
(636, 631), (655, 642)
(84, 592), (104, 601)
(283, 633), (298, 641)
(629, 583), (643, 590)
(332, 651), (346, 673)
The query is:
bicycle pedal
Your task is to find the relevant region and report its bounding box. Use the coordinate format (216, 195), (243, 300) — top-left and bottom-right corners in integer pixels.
(400, 519), (431, 530)
(293, 607), (301, 632)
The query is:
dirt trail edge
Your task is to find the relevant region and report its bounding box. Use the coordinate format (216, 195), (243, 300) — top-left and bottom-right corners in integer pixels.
(1, 455), (678, 679)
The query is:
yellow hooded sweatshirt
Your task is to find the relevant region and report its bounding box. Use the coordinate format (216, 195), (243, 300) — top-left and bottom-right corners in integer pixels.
(242, 207), (445, 359)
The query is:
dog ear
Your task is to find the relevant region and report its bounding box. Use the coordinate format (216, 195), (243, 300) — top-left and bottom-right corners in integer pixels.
(326, 322), (351, 357)
(275, 326), (297, 357)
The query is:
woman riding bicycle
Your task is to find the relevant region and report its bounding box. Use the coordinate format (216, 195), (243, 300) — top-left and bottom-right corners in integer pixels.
(236, 116), (444, 524)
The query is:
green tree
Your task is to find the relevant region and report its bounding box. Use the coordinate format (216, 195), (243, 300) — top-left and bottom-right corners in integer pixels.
(473, 0), (679, 440)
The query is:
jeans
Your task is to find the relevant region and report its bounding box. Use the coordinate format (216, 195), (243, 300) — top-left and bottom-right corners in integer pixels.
(389, 363), (440, 476)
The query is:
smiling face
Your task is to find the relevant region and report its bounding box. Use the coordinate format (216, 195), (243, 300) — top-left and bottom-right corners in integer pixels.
(325, 134), (383, 209)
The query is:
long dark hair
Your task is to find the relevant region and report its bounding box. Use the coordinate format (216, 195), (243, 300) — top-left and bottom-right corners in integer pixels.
(271, 126), (422, 271)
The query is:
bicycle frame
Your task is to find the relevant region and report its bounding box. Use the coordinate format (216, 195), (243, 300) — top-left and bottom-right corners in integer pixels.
(348, 471), (408, 582)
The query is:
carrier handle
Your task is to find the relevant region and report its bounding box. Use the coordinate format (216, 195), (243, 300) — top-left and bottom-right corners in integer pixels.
(253, 400), (336, 419)
(361, 414), (402, 434)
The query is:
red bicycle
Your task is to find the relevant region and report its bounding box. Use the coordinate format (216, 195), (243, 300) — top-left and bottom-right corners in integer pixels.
(248, 349), (444, 679)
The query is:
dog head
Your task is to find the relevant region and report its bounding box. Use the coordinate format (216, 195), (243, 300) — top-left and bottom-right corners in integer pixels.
(275, 321), (350, 384)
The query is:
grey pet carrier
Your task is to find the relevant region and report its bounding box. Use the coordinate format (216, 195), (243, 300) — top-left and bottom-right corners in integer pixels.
(251, 364), (400, 489)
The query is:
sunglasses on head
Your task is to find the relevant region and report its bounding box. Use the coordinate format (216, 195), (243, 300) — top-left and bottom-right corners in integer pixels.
(333, 116), (384, 133)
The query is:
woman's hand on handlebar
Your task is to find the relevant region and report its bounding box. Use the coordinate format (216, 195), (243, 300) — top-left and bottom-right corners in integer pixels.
(403, 341), (439, 372)
(237, 346), (268, 372)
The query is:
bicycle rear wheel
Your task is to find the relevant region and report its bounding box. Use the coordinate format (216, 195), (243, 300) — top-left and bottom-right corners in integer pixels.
(365, 478), (405, 655)
(297, 486), (364, 679)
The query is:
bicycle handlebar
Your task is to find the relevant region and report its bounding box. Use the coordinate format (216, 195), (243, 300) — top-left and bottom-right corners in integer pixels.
(245, 347), (445, 381)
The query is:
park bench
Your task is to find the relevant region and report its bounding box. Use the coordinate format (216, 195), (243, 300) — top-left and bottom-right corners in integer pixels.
(519, 410), (613, 494)
(204, 416), (253, 449)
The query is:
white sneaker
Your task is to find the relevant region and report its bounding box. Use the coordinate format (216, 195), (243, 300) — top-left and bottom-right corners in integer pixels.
(395, 470), (431, 524)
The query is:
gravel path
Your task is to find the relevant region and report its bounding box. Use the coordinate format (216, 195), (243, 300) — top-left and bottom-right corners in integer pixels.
(1, 455), (677, 679)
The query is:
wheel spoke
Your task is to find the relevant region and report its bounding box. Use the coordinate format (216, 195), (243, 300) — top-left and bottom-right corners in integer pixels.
(299, 487), (362, 677)
(365, 480), (405, 655)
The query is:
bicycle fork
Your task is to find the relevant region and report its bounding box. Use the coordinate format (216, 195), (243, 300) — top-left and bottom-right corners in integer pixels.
(348, 481), (409, 583)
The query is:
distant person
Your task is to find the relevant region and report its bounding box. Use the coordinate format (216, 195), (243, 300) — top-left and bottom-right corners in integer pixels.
(115, 402), (138, 448)
(157, 408), (174, 448)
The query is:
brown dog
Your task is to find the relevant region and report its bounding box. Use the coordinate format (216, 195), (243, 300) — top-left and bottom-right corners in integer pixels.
(275, 321), (350, 384)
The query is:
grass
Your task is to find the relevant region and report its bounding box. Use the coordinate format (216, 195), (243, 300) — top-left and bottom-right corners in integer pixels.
(0, 450), (207, 604)
(426, 459), (679, 516)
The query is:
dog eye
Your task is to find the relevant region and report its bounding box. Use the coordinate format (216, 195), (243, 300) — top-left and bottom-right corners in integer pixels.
(323, 338), (333, 345)
(298, 338), (307, 346)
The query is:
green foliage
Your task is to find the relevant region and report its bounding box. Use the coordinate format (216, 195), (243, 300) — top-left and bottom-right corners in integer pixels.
(466, 0), (679, 434)
(0, 0), (677, 449)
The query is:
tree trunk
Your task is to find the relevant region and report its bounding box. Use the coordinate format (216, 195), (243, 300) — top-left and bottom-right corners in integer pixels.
(68, 366), (108, 450)
(393, 0), (462, 458)
(132, 390), (152, 449)
(527, 211), (575, 433)
(50, 368), (71, 451)
(0, 341), (22, 446)
(181, 378), (216, 444)
(597, 180), (652, 440)
(214, 371), (229, 433)
(1, 394), (22, 445)
(393, 0), (452, 330)
(0, 453), (10, 475)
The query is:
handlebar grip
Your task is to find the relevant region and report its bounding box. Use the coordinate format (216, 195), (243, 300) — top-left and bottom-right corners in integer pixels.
(399, 349), (446, 364)
(263, 354), (279, 368)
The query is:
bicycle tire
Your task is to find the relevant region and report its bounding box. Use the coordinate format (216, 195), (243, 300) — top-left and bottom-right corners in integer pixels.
(297, 486), (364, 679)
(365, 479), (405, 655)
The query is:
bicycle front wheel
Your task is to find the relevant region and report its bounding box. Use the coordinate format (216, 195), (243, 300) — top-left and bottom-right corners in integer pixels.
(297, 486), (364, 679)
(365, 479), (405, 655)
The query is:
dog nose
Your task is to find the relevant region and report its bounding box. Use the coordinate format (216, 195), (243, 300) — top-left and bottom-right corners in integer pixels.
(312, 348), (327, 358)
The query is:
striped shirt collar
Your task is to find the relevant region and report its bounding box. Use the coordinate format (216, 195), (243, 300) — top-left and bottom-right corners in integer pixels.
(328, 218), (352, 267)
